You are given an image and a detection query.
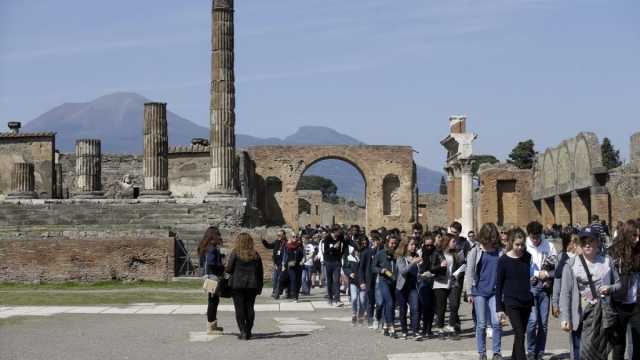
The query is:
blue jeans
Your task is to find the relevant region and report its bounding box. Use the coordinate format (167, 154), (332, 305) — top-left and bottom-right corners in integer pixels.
(272, 266), (281, 295)
(527, 289), (550, 355)
(325, 261), (341, 302)
(350, 283), (368, 317)
(473, 295), (502, 355)
(301, 265), (312, 295)
(570, 327), (581, 360)
(397, 287), (419, 334)
(379, 280), (395, 326)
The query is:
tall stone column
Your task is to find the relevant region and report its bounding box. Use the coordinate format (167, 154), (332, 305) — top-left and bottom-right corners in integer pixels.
(446, 170), (455, 223)
(7, 162), (37, 199)
(208, 0), (238, 197)
(141, 102), (171, 198)
(73, 139), (104, 199)
(54, 150), (64, 199)
(460, 160), (475, 234)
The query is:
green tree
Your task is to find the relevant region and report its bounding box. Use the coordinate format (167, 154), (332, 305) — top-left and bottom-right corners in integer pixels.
(508, 140), (536, 169)
(471, 155), (499, 177)
(297, 175), (339, 203)
(601, 137), (622, 169)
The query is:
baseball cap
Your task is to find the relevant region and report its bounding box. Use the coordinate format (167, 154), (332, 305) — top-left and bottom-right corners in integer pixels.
(578, 226), (597, 241)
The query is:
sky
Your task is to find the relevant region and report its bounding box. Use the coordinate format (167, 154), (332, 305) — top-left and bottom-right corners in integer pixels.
(0, 0), (639, 171)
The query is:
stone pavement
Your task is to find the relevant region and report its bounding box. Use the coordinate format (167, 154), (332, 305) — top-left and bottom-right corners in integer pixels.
(0, 299), (572, 360)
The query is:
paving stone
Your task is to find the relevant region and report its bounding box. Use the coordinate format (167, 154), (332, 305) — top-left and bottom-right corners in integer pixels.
(279, 302), (313, 312)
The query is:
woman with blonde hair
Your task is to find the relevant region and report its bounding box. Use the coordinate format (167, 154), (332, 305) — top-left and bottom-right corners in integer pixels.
(225, 233), (264, 340)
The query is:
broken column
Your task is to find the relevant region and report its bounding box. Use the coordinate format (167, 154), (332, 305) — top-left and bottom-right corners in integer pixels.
(141, 102), (171, 198)
(54, 150), (64, 199)
(7, 162), (37, 199)
(73, 139), (104, 199)
(208, 0), (238, 197)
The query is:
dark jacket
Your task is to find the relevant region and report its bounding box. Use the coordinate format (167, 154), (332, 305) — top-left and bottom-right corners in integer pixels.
(343, 254), (361, 285)
(225, 251), (264, 292)
(262, 239), (284, 267)
(418, 247), (446, 287)
(283, 244), (304, 270)
(372, 248), (396, 285)
(358, 247), (375, 288)
(205, 245), (225, 277)
(323, 235), (346, 264)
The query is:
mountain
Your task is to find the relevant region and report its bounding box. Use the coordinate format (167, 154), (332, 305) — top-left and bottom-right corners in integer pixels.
(23, 92), (443, 199)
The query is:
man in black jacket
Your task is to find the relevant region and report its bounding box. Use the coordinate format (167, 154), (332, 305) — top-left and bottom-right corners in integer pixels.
(261, 230), (287, 298)
(324, 226), (347, 307)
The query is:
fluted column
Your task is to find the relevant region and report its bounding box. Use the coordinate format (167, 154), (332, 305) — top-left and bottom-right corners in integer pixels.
(73, 139), (105, 198)
(7, 162), (37, 199)
(141, 102), (171, 198)
(208, 0), (238, 197)
(460, 159), (475, 235)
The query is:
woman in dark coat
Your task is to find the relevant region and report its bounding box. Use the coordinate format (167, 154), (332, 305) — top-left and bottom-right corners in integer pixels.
(197, 226), (225, 335)
(225, 232), (264, 340)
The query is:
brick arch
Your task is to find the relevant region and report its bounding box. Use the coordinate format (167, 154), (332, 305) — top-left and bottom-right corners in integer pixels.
(247, 145), (416, 231)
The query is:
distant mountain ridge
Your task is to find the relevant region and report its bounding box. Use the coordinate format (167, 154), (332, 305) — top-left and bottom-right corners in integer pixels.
(23, 92), (443, 199)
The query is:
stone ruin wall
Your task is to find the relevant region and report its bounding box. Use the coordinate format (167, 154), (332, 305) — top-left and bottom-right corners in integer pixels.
(297, 190), (366, 228)
(0, 229), (175, 282)
(417, 193), (448, 228)
(0, 133), (55, 198)
(607, 131), (640, 224)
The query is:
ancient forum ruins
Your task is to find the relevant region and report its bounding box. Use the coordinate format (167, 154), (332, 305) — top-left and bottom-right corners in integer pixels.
(0, 0), (418, 282)
(1, 1), (639, 283)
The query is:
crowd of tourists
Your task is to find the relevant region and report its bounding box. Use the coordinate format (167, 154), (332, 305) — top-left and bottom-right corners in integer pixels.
(198, 216), (639, 360)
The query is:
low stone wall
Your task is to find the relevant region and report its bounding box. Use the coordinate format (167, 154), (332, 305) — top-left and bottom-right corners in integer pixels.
(0, 230), (174, 282)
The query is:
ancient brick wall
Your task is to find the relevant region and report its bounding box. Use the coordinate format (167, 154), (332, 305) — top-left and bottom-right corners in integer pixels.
(0, 134), (55, 198)
(248, 145), (416, 231)
(478, 164), (539, 228)
(418, 193), (448, 228)
(608, 160), (640, 224)
(0, 231), (174, 282)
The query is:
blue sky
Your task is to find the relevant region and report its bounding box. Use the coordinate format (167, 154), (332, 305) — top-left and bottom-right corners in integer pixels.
(0, 0), (638, 170)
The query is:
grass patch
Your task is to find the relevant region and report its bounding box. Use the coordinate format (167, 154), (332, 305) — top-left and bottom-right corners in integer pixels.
(0, 290), (223, 306)
(0, 280), (203, 291)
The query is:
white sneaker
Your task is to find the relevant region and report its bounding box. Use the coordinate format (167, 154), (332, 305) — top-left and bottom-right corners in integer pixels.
(444, 325), (455, 333)
(335, 301), (344, 307)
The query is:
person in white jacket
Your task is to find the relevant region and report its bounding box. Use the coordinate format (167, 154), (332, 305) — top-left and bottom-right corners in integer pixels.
(525, 221), (558, 360)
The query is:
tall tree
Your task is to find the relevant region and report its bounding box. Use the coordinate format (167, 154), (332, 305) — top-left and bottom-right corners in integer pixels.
(508, 140), (536, 169)
(471, 155), (499, 177)
(601, 137), (622, 169)
(439, 176), (447, 195)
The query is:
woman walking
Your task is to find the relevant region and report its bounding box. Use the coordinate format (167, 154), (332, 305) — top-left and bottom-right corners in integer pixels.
(418, 233), (445, 338)
(433, 232), (466, 337)
(373, 235), (399, 337)
(559, 227), (621, 360)
(225, 233), (264, 340)
(283, 235), (304, 302)
(465, 223), (504, 360)
(496, 228), (533, 360)
(396, 238), (422, 339)
(344, 239), (368, 326)
(197, 226), (225, 335)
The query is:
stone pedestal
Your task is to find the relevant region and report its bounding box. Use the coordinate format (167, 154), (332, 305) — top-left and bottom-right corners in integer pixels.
(7, 162), (38, 199)
(141, 102), (171, 199)
(72, 139), (105, 199)
(207, 0), (238, 198)
(460, 160), (474, 234)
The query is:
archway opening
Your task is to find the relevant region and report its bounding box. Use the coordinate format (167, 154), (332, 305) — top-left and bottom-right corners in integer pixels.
(295, 158), (366, 228)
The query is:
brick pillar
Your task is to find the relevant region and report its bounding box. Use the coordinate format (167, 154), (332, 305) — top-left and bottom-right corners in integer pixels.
(73, 139), (105, 199)
(541, 197), (555, 227)
(555, 194), (571, 226)
(7, 162), (37, 199)
(590, 186), (611, 225)
(446, 172), (455, 223)
(141, 102), (171, 198)
(208, 0), (238, 197)
(572, 190), (589, 226)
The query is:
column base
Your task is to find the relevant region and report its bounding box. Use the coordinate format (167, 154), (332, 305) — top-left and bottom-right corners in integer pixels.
(7, 191), (38, 199)
(139, 190), (172, 199)
(205, 190), (240, 202)
(71, 191), (106, 199)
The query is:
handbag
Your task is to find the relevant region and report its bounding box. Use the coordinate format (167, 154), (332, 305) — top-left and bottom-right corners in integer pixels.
(217, 274), (233, 298)
(578, 255), (618, 329)
(202, 277), (219, 294)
